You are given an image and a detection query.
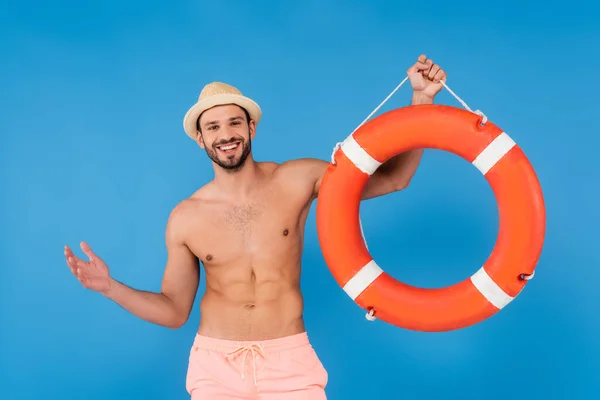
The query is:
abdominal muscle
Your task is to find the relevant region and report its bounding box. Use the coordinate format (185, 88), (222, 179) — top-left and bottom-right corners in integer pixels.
(196, 255), (306, 341)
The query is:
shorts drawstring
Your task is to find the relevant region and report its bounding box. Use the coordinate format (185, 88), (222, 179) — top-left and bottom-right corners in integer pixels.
(226, 343), (265, 385)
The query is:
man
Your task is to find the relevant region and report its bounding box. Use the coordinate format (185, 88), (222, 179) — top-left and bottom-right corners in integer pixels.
(64, 54), (446, 399)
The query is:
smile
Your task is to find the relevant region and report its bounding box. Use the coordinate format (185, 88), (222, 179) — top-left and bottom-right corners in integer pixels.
(216, 142), (240, 153)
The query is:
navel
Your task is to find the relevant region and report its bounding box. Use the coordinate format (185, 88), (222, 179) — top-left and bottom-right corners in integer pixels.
(283, 228), (289, 236)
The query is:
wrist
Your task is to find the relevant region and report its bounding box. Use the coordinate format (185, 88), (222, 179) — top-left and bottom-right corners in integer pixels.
(101, 277), (118, 298)
(411, 92), (434, 105)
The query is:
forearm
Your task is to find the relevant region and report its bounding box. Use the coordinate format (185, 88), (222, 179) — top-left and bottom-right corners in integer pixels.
(102, 278), (184, 329)
(373, 92), (433, 187)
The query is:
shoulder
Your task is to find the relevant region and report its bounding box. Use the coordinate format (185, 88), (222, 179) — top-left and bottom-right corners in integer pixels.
(165, 184), (213, 242)
(273, 158), (329, 180)
(270, 158), (329, 198)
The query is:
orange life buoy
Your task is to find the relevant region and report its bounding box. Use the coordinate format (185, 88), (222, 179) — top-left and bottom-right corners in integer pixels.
(316, 104), (545, 332)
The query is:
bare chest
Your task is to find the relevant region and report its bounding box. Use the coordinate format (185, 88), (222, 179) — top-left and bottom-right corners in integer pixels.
(187, 189), (310, 265)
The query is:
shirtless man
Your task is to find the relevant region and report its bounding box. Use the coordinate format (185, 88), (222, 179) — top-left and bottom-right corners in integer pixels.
(64, 54), (446, 399)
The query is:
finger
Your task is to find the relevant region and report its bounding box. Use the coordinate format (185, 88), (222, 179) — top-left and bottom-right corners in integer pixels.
(64, 245), (74, 259)
(65, 245), (84, 265)
(67, 258), (87, 277)
(75, 265), (92, 282)
(65, 246), (87, 270)
(80, 241), (96, 262)
(407, 61), (429, 76)
(65, 250), (79, 272)
(433, 69), (446, 83)
(415, 61), (429, 71)
(66, 256), (76, 273)
(66, 257), (76, 275)
(418, 59), (433, 78)
(64, 246), (74, 269)
(418, 54), (427, 63)
(427, 63), (440, 80)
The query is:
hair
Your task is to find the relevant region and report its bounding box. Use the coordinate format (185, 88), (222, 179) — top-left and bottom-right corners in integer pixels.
(196, 105), (251, 134)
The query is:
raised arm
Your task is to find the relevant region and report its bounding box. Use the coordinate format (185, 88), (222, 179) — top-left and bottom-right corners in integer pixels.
(307, 90), (431, 200)
(64, 203), (200, 329)
(310, 54), (446, 200)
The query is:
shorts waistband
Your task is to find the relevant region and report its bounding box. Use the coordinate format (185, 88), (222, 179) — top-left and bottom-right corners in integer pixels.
(192, 331), (310, 353)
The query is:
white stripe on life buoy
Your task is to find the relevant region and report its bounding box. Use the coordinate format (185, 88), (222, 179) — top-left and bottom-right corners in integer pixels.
(340, 135), (382, 175)
(472, 132), (516, 175)
(470, 266), (514, 309)
(342, 260), (383, 300)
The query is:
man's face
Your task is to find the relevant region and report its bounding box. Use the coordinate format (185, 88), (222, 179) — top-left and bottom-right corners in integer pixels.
(197, 104), (255, 172)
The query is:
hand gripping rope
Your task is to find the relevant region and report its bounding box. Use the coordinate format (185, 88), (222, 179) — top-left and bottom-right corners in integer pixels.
(330, 75), (488, 165)
(329, 75), (534, 323)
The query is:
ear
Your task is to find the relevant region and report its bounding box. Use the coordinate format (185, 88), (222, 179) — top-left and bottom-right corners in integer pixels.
(196, 131), (206, 148)
(248, 120), (257, 140)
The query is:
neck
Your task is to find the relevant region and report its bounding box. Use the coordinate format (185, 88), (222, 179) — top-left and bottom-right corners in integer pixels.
(213, 157), (261, 197)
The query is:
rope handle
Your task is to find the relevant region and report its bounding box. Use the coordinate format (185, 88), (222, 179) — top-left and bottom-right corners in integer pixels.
(330, 74), (487, 165)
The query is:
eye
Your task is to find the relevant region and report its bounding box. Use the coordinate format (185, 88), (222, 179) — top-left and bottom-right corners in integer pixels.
(207, 125), (218, 130)
(231, 121), (241, 125)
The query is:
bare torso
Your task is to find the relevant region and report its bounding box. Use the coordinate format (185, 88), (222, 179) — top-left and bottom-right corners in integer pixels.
(178, 162), (316, 341)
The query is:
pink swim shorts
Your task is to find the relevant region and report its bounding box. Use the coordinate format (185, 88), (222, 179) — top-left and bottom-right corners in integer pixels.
(185, 331), (328, 399)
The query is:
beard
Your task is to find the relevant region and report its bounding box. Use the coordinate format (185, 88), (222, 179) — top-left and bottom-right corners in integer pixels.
(204, 137), (252, 173)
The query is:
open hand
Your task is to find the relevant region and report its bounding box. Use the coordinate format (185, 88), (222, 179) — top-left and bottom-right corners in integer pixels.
(65, 241), (111, 294)
(407, 54), (447, 100)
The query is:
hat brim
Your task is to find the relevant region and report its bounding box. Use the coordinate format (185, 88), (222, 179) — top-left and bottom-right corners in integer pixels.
(182, 94), (262, 140)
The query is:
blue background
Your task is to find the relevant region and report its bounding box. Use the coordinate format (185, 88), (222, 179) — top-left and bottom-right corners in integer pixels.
(2, 0), (598, 399)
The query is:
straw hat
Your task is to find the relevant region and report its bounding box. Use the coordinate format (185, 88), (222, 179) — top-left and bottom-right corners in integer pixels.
(182, 82), (262, 140)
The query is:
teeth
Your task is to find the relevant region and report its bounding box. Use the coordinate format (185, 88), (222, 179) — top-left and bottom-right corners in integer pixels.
(219, 143), (238, 151)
